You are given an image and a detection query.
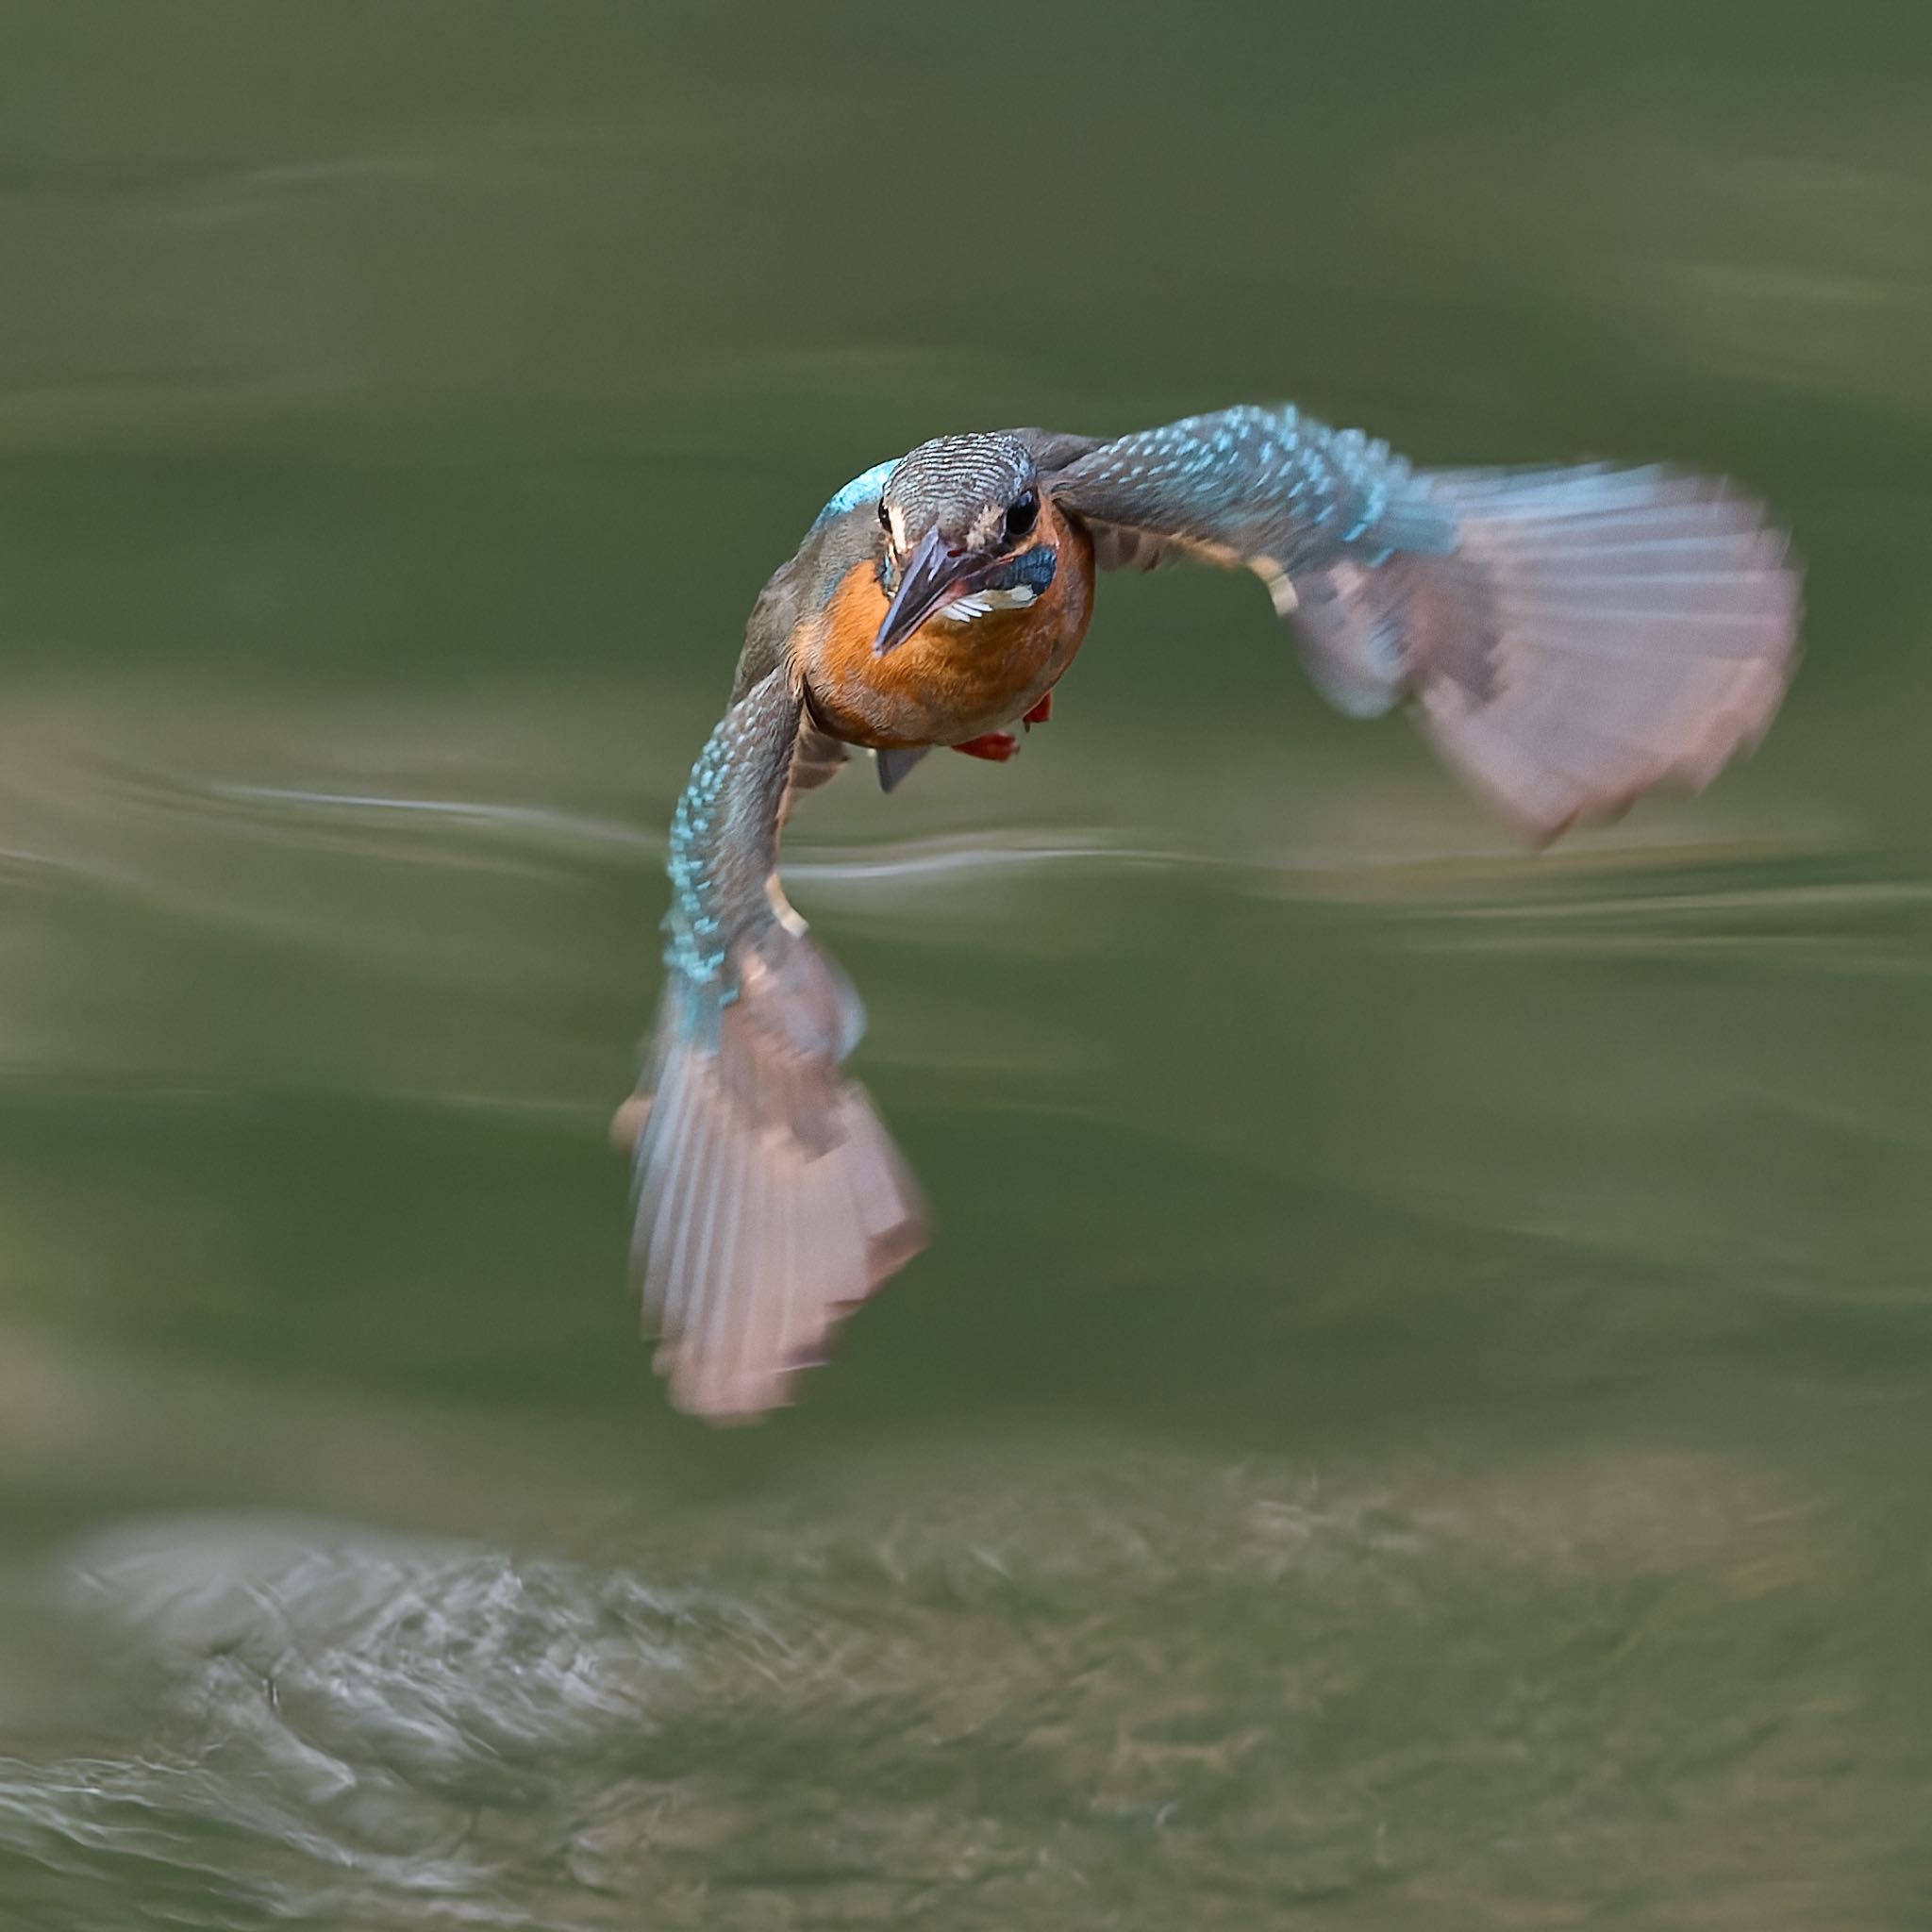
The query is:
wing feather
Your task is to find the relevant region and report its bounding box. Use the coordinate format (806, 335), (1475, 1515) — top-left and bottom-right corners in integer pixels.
(1046, 406), (1800, 837)
(623, 667), (926, 1421)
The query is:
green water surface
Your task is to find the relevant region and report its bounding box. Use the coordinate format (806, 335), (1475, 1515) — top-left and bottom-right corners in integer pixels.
(0, 6), (1929, 1926)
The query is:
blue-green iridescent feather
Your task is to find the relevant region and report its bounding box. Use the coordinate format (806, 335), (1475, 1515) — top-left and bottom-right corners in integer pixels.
(1054, 403), (1457, 575)
(631, 667), (924, 1419)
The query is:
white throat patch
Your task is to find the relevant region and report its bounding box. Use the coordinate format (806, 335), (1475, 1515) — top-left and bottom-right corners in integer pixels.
(934, 585), (1040, 624)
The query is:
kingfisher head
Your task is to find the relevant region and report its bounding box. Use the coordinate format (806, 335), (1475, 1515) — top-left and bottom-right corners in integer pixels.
(871, 432), (1058, 657)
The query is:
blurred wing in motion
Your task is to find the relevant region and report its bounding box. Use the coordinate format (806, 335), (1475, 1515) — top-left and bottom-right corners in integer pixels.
(624, 667), (926, 1421)
(1364, 465), (1799, 839)
(1049, 407), (1800, 839)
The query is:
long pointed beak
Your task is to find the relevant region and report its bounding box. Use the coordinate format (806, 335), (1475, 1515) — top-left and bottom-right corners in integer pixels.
(872, 526), (984, 658)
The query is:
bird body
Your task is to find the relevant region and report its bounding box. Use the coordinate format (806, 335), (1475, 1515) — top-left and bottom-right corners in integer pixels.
(625, 402), (1801, 1421)
(802, 499), (1094, 752)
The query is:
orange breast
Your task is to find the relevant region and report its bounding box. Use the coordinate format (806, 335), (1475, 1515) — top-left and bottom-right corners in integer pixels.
(805, 502), (1094, 750)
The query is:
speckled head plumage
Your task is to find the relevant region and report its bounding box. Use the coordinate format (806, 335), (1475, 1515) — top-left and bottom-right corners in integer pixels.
(872, 433), (1053, 656)
(878, 432), (1039, 554)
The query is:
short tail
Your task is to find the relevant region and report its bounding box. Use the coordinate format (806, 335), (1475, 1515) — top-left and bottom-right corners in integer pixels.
(625, 920), (926, 1423)
(1291, 464), (1802, 841)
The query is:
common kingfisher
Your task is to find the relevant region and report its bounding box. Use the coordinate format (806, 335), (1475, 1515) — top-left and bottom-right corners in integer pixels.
(621, 404), (1800, 1420)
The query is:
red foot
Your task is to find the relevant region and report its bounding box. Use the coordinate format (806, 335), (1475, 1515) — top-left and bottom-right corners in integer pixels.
(1021, 691), (1054, 729)
(951, 732), (1019, 763)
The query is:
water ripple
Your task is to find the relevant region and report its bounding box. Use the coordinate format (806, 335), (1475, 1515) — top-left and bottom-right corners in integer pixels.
(0, 1443), (1913, 1929)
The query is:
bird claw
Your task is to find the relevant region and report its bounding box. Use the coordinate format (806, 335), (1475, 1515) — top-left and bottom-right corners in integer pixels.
(1021, 691), (1053, 728)
(951, 732), (1020, 763)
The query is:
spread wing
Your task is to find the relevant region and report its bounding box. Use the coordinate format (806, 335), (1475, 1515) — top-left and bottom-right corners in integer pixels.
(1046, 402), (1453, 591)
(1047, 405), (1801, 840)
(622, 665), (925, 1421)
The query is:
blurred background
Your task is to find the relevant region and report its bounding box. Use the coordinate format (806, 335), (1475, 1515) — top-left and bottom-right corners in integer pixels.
(1, 4), (1929, 1926)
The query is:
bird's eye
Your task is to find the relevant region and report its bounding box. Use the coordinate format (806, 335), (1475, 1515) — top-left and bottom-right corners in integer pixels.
(877, 497), (891, 532)
(1004, 490), (1040, 541)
